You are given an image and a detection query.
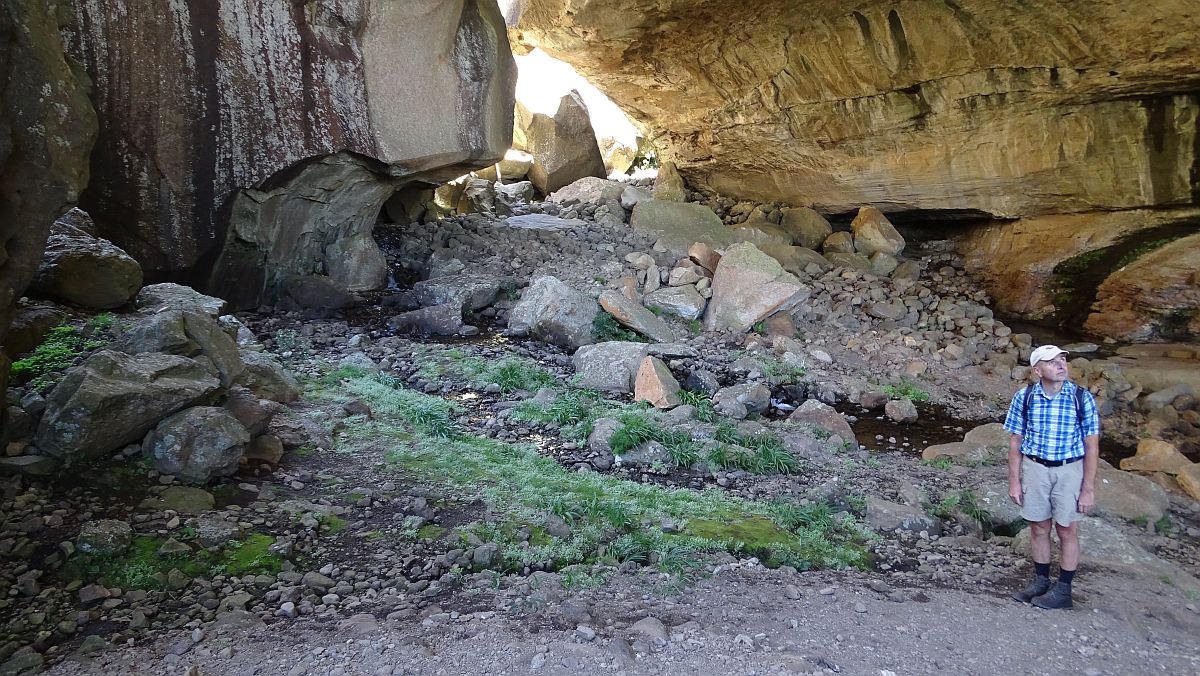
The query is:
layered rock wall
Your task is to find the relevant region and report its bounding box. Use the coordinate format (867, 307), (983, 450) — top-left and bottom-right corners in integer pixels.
(512, 0), (1200, 218)
(65, 0), (515, 304)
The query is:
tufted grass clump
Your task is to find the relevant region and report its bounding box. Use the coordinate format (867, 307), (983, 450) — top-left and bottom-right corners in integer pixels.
(882, 378), (930, 402)
(467, 356), (558, 393)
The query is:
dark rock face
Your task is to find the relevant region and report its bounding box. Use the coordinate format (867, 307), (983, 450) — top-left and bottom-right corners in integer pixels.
(63, 0), (516, 306)
(0, 0), (97, 389)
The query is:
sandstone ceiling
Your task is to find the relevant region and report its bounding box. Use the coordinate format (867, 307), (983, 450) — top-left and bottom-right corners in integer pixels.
(510, 0), (1200, 218)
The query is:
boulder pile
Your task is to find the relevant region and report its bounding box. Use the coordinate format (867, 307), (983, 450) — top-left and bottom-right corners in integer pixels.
(3, 284), (306, 484)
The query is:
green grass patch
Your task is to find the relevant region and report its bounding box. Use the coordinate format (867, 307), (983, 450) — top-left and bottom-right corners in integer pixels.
(311, 365), (862, 575)
(882, 378), (930, 402)
(677, 390), (717, 423)
(9, 314), (116, 392)
(371, 420), (862, 573)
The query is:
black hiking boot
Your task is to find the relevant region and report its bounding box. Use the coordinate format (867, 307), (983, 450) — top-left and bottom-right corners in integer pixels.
(1031, 581), (1073, 609)
(1012, 575), (1051, 603)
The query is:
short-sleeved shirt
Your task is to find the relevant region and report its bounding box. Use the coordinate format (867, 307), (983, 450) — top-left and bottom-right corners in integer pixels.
(1003, 380), (1100, 462)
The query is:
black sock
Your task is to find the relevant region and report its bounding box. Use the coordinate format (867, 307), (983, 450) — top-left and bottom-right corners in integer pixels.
(1059, 568), (1075, 586)
(1035, 562), (1050, 578)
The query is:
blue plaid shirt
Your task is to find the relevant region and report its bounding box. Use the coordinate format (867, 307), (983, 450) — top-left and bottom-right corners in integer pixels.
(1003, 381), (1100, 461)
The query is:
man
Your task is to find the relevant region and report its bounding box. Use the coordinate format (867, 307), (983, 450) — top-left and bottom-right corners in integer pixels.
(1003, 344), (1100, 609)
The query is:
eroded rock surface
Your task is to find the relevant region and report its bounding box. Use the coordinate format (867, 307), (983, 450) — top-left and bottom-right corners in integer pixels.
(512, 1), (1200, 218)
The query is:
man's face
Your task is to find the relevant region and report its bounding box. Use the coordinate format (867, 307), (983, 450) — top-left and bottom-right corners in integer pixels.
(1034, 353), (1068, 383)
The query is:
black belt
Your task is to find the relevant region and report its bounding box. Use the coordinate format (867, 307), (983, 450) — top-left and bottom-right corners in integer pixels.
(1024, 455), (1083, 468)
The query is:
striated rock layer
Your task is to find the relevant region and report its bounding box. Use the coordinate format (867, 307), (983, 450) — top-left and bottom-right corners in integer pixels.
(65, 0), (516, 306)
(512, 0), (1200, 218)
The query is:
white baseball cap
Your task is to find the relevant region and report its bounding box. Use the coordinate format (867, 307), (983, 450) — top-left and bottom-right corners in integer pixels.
(1030, 344), (1068, 366)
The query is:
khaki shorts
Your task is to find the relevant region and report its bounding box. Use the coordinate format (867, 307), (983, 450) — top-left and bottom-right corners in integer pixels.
(1020, 456), (1084, 526)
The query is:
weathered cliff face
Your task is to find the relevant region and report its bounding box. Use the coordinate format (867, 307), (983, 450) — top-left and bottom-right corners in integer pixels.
(0, 0), (97, 388)
(65, 0), (515, 305)
(511, 0), (1200, 218)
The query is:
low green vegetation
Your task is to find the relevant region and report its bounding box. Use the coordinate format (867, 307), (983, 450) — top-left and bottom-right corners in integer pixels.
(758, 357), (806, 386)
(9, 313), (116, 392)
(882, 378), (930, 402)
(677, 390), (716, 423)
(63, 533), (282, 590)
(923, 457), (953, 470)
(929, 489), (989, 527)
(593, 312), (646, 343)
(402, 346), (558, 393)
(315, 367), (868, 576)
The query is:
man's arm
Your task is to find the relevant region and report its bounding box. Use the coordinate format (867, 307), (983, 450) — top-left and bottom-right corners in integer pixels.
(1077, 389), (1101, 514)
(1008, 433), (1023, 506)
(1078, 433), (1099, 514)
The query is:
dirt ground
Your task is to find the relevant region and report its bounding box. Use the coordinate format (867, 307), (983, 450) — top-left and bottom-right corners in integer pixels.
(47, 563), (1200, 676)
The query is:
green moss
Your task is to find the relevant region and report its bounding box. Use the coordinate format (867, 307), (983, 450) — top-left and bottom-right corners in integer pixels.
(687, 515), (797, 552)
(416, 524), (446, 541)
(220, 534), (282, 576)
(64, 532), (282, 589)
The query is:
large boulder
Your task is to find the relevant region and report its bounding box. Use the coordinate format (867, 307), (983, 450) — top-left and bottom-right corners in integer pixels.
(651, 161), (686, 202)
(142, 407), (250, 484)
(36, 351), (221, 462)
(703, 242), (810, 332)
(644, 285), (706, 321)
(236, 351), (301, 404)
(572, 342), (651, 393)
(712, 382), (771, 420)
(136, 284), (227, 317)
(507, 276), (598, 350)
(28, 219), (142, 309)
(780, 208), (832, 250)
(66, 0), (516, 309)
(413, 274), (508, 313)
(865, 498), (941, 536)
(598, 291), (676, 343)
(629, 200), (732, 257)
(526, 90), (607, 194)
(1094, 466), (1170, 523)
(0, 0), (97, 393)
(788, 399), (855, 443)
(1177, 464), (1200, 501)
(850, 207), (905, 257)
(633, 357), (681, 409)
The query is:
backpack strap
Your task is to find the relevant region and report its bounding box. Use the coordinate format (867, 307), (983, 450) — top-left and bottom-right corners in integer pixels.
(1022, 383), (1034, 435)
